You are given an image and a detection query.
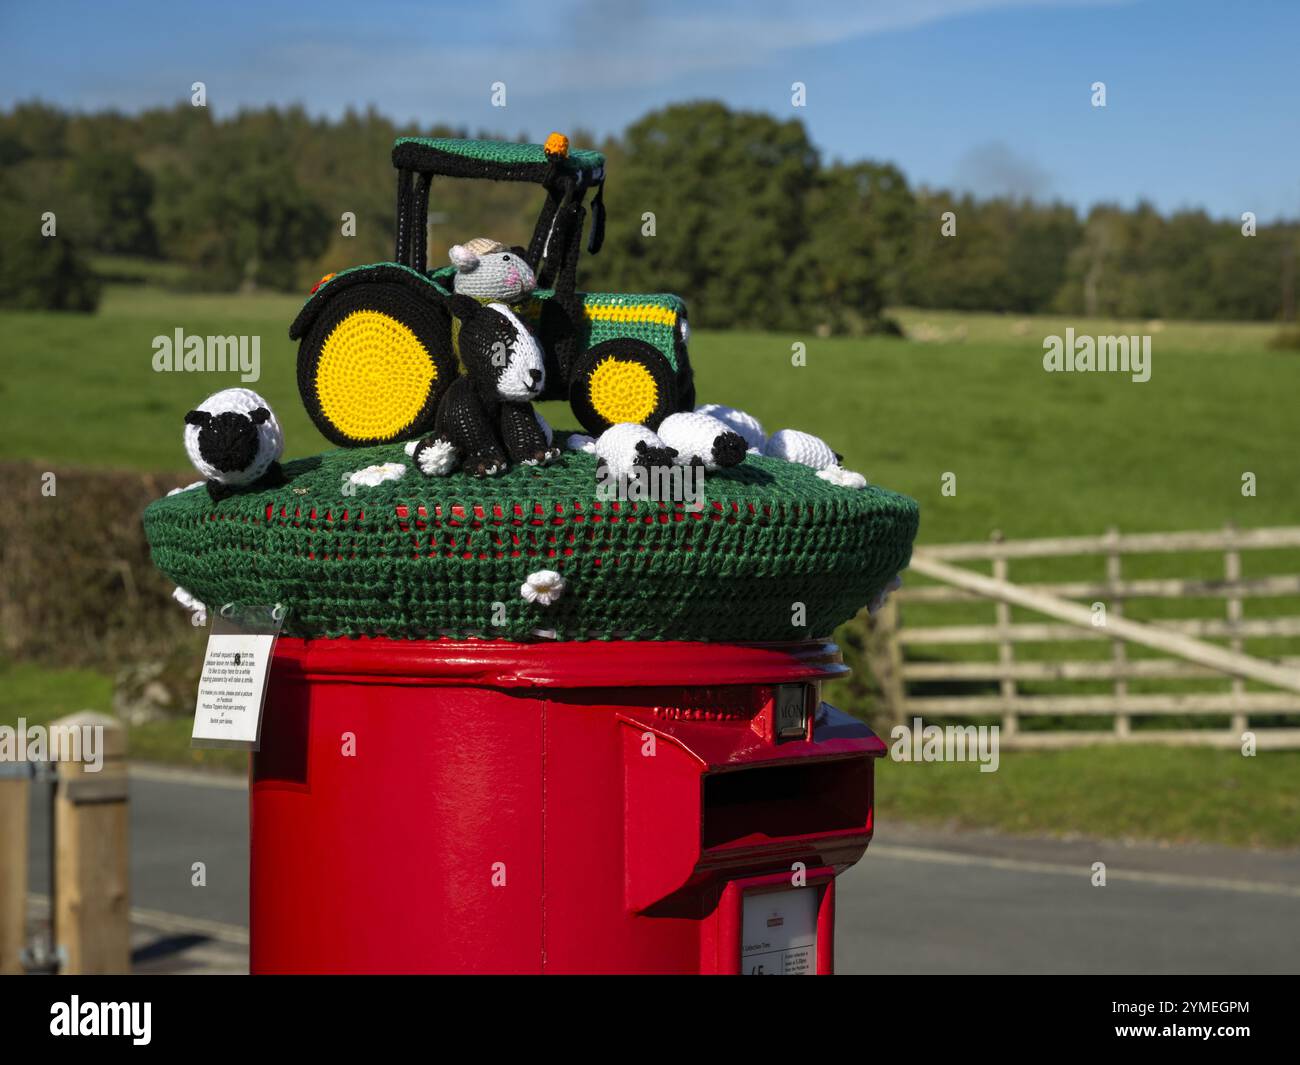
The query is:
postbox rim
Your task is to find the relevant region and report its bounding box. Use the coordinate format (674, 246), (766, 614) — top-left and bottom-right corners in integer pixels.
(270, 635), (851, 689)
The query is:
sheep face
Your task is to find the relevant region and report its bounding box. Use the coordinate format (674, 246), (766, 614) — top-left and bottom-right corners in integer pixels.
(449, 240), (536, 303)
(186, 409), (267, 474)
(183, 387), (283, 486)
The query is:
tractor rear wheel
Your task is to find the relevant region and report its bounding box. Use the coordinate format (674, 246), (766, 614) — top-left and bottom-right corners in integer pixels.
(568, 339), (677, 435)
(297, 283), (455, 447)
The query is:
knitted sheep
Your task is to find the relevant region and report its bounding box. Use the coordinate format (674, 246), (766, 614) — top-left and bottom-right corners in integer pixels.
(764, 428), (839, 470)
(764, 428), (868, 489)
(593, 423), (678, 480)
(183, 388), (285, 501)
(449, 238), (535, 304)
(656, 411), (747, 471)
(695, 403), (767, 452)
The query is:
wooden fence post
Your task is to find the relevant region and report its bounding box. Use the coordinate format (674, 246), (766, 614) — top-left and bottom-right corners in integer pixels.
(866, 598), (907, 729)
(52, 711), (129, 975)
(991, 531), (1018, 740)
(1105, 527), (1130, 738)
(0, 762), (29, 975)
(1224, 522), (1248, 738)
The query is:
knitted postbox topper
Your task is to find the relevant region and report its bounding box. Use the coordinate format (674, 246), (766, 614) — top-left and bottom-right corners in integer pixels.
(144, 436), (919, 644)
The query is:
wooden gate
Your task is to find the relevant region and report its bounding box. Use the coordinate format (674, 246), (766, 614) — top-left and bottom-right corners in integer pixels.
(867, 525), (1300, 748)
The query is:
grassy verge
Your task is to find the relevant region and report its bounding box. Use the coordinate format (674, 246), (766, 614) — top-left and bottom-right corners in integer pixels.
(875, 746), (1300, 849)
(0, 658), (247, 774)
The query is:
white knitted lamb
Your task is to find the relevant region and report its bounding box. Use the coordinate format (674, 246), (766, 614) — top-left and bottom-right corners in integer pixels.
(764, 428), (868, 490)
(656, 412), (746, 470)
(592, 423), (678, 480)
(695, 402), (767, 452)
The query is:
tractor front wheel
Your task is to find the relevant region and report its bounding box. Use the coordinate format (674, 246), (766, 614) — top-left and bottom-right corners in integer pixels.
(568, 339), (677, 435)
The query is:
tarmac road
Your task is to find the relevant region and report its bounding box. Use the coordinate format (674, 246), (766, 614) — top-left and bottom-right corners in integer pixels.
(25, 767), (1300, 974)
(835, 823), (1300, 975)
(28, 769), (249, 929)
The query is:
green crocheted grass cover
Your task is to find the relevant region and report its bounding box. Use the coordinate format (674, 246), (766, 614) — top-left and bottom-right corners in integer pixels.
(143, 436), (918, 643)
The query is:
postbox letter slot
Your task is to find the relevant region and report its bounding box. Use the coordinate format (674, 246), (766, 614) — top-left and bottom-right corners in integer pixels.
(701, 759), (872, 853)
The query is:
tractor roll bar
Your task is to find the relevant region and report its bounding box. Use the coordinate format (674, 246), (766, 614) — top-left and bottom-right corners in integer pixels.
(391, 143), (605, 285)
(394, 168), (436, 274)
(395, 169), (412, 269)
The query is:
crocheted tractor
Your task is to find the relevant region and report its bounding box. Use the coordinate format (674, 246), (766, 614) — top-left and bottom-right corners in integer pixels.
(291, 133), (694, 447)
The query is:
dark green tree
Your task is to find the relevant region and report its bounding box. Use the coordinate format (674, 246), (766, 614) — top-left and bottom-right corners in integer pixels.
(795, 161), (913, 332)
(594, 102), (823, 330)
(153, 130), (329, 291)
(0, 179), (100, 311)
(71, 150), (157, 256)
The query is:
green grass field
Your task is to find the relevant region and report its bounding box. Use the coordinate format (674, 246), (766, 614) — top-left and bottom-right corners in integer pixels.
(4, 285), (1298, 845)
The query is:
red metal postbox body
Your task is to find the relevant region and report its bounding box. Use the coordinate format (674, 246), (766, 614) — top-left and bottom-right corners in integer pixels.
(250, 637), (885, 974)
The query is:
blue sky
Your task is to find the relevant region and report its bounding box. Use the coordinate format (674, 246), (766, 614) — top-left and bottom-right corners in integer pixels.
(2, 0), (1297, 220)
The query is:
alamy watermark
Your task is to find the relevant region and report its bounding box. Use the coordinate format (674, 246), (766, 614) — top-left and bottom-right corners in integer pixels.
(0, 718), (105, 772)
(890, 717), (1000, 773)
(596, 463), (704, 511)
(1043, 328), (1151, 383)
(50, 997), (151, 1045)
(152, 329), (260, 382)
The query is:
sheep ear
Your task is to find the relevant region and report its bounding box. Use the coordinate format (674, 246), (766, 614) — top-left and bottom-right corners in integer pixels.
(510, 245), (528, 259)
(448, 293), (481, 322)
(185, 410), (210, 426)
(449, 244), (479, 272)
(249, 407), (271, 425)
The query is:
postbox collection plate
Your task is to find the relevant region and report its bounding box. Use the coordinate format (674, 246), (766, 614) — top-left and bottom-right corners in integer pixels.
(740, 888), (819, 975)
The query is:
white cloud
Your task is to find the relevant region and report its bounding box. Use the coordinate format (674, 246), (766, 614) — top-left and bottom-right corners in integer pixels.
(128, 0), (1130, 118)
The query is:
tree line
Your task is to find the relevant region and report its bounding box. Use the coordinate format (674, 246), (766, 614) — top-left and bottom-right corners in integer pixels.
(1, 99), (1295, 329)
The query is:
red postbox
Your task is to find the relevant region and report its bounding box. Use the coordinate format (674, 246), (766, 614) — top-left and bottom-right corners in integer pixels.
(250, 636), (885, 974)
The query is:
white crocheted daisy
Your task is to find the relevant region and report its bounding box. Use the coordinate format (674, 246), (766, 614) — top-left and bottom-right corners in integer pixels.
(521, 569), (566, 606)
(347, 462), (408, 488)
(817, 466), (868, 489)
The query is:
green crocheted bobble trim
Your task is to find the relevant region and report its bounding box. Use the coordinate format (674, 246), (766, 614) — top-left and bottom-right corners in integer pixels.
(144, 435), (918, 643)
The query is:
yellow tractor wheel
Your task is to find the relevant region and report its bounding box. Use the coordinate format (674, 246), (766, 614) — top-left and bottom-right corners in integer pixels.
(297, 283), (455, 447)
(569, 339), (676, 435)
